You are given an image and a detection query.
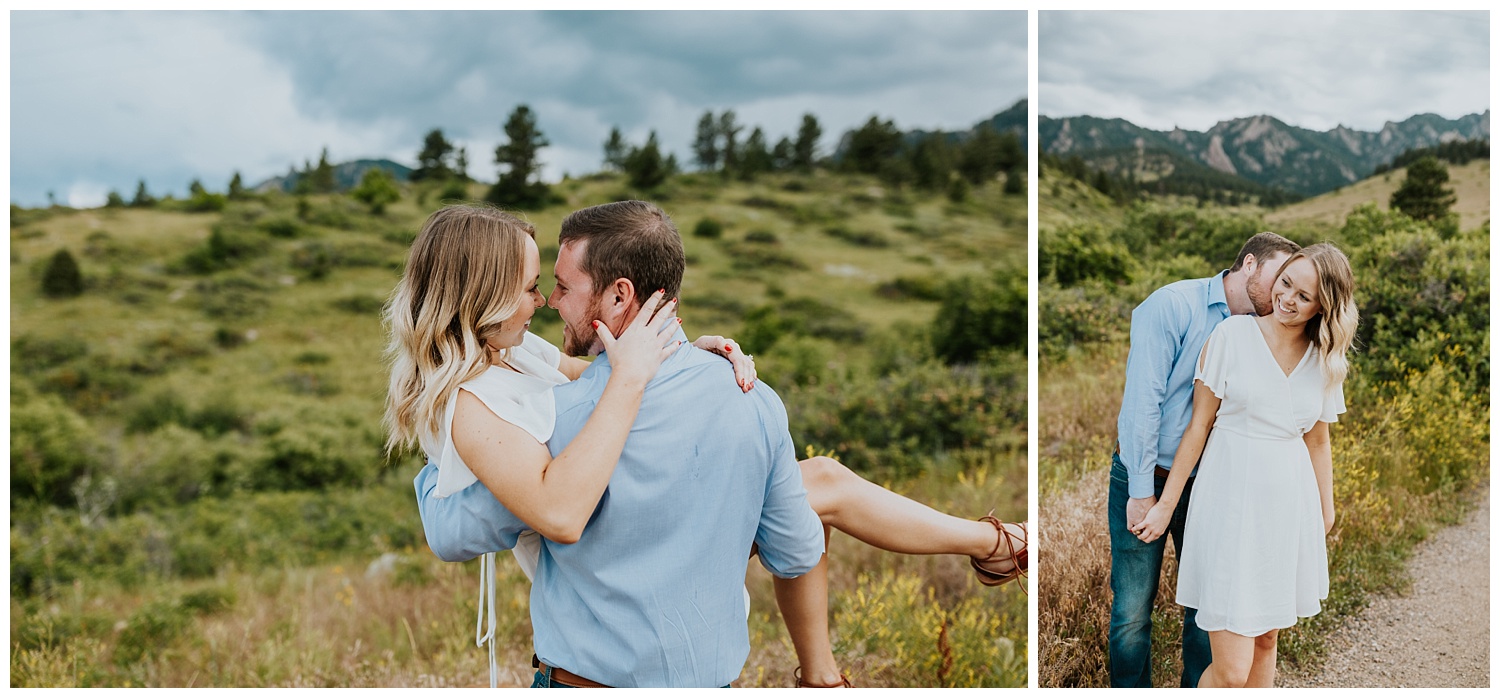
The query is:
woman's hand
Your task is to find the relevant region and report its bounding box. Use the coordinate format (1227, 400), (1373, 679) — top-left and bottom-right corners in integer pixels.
(1323, 506), (1336, 535)
(693, 335), (756, 392)
(1129, 501), (1175, 544)
(596, 290), (681, 386)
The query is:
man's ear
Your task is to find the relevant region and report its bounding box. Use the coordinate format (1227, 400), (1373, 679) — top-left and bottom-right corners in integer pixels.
(599, 278), (640, 330)
(1240, 253), (1258, 276)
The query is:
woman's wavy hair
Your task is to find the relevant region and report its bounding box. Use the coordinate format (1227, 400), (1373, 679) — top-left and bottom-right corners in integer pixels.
(1274, 242), (1359, 387)
(383, 204), (536, 455)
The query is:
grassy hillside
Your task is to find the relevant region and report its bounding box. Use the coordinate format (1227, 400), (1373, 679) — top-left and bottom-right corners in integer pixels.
(1267, 159), (1490, 233)
(10, 169), (1027, 687)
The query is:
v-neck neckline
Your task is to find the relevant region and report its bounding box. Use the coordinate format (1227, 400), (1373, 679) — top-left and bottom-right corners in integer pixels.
(1251, 316), (1312, 379)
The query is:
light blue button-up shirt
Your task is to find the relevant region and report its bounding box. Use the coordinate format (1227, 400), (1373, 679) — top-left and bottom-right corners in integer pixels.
(1116, 272), (1232, 499)
(414, 329), (825, 687)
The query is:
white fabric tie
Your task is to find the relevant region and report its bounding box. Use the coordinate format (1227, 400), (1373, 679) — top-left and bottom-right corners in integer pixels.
(475, 552), (498, 688)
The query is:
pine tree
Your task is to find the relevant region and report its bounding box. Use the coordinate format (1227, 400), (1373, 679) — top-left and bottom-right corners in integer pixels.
(310, 148), (337, 193)
(413, 129), (455, 181)
(844, 116), (903, 175)
(228, 172), (245, 199)
(105, 191), (126, 208)
(772, 137), (794, 171)
(487, 105), (551, 208)
(603, 127), (628, 171)
(623, 131), (668, 190)
(189, 179), (206, 197)
(693, 111), (720, 171)
(130, 179), (155, 207)
(740, 127), (773, 179)
(718, 110), (742, 176)
(1390, 155), (1457, 222)
(41, 249), (84, 298)
(793, 113), (822, 171)
(454, 147), (470, 181)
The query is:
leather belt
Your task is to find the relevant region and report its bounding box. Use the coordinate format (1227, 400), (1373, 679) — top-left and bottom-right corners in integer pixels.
(534, 656), (610, 688)
(1114, 443), (1191, 479)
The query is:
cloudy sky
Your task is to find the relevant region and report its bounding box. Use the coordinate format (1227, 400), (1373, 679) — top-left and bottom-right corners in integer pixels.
(10, 10), (1026, 208)
(1040, 11), (1489, 132)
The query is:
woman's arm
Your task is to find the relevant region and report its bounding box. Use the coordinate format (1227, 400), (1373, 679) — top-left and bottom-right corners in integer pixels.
(557, 331), (756, 391)
(1131, 341), (1223, 544)
(1305, 420), (1335, 534)
(452, 292), (679, 544)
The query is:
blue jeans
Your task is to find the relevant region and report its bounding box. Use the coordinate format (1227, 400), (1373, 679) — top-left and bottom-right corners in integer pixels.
(1108, 453), (1212, 687)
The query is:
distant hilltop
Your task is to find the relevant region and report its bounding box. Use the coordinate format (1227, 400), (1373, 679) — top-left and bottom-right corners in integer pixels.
(253, 158), (412, 194)
(1039, 110), (1489, 197)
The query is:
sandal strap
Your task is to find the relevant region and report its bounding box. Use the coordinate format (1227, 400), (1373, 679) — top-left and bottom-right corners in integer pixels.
(794, 667), (853, 688)
(973, 512), (1028, 592)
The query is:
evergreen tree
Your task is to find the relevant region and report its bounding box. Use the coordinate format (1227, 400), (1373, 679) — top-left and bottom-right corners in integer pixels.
(487, 104), (551, 208)
(910, 136), (954, 190)
(413, 129), (455, 181)
(844, 116), (903, 175)
(228, 172), (245, 199)
(958, 126), (1005, 184)
(189, 178), (207, 197)
(454, 147), (470, 181)
(105, 190), (126, 208)
(623, 131), (668, 190)
(718, 110), (742, 176)
(740, 127), (773, 179)
(130, 179), (156, 207)
(603, 126), (628, 171)
(41, 249), (84, 298)
(292, 159), (314, 194)
(693, 111), (720, 172)
(793, 113), (822, 171)
(947, 174), (970, 203)
(1390, 155), (1457, 222)
(664, 153), (680, 177)
(310, 148), (337, 193)
(772, 137), (795, 171)
(351, 168), (401, 214)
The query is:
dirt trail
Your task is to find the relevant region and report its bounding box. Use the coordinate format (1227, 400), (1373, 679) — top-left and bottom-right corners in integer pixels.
(1281, 486), (1490, 688)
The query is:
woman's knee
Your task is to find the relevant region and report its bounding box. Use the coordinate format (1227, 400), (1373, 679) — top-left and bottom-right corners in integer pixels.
(1254, 630), (1279, 652)
(799, 456), (852, 517)
(1213, 649), (1256, 687)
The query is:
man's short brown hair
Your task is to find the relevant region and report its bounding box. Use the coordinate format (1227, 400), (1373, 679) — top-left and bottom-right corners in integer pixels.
(558, 200), (685, 305)
(1229, 231), (1301, 272)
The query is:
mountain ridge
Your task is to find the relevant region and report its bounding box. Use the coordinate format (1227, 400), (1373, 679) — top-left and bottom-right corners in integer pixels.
(1040, 110), (1489, 197)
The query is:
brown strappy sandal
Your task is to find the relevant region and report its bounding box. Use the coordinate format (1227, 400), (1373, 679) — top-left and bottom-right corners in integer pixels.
(794, 667), (853, 688)
(972, 512), (1028, 591)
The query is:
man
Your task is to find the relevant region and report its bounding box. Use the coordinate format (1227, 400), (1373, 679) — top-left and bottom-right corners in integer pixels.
(1109, 232), (1300, 688)
(416, 200), (825, 687)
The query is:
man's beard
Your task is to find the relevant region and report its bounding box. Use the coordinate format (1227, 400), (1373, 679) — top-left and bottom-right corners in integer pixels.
(1247, 269), (1275, 316)
(561, 297), (604, 357)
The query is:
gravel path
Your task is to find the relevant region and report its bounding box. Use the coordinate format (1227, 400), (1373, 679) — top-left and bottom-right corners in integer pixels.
(1281, 486), (1490, 688)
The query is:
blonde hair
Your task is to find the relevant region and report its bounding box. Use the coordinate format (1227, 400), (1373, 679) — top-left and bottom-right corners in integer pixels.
(1276, 242), (1359, 387)
(383, 204), (536, 455)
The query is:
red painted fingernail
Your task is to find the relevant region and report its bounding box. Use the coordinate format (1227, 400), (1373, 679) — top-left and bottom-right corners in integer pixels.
(676, 317), (683, 324)
(592, 320), (599, 328)
(725, 344), (733, 352)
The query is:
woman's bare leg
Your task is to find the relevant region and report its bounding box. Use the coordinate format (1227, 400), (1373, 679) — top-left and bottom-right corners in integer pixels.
(1198, 630), (1256, 688)
(771, 526), (844, 687)
(799, 456), (1022, 570)
(1246, 630), (1279, 687)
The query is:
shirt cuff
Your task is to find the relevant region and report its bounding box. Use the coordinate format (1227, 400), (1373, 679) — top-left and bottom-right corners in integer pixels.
(1127, 469), (1157, 500)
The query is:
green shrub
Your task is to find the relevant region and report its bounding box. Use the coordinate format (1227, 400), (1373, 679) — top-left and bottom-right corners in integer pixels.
(259, 216), (303, 238)
(1039, 282), (1132, 357)
(1040, 224), (1133, 286)
(11, 384), (99, 506)
(931, 267), (1026, 364)
(745, 229), (779, 244)
(333, 294), (386, 314)
(692, 218), (724, 239)
(824, 224), (890, 248)
(876, 275), (944, 302)
(41, 249), (85, 297)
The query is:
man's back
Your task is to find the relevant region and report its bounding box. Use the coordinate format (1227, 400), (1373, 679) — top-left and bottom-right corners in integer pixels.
(532, 336), (823, 687)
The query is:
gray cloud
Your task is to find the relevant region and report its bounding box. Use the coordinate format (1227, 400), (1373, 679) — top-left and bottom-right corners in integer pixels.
(12, 10), (1025, 207)
(1040, 10), (1488, 132)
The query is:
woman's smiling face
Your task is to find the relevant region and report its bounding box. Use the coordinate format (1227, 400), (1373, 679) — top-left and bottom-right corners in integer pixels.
(1271, 256), (1322, 327)
(488, 235), (546, 353)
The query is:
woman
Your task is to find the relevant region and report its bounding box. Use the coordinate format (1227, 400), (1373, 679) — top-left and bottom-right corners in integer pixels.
(1131, 242), (1357, 688)
(384, 204), (1026, 687)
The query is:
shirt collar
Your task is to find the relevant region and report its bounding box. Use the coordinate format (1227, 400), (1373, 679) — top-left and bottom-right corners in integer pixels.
(588, 326), (691, 369)
(1209, 270), (1230, 314)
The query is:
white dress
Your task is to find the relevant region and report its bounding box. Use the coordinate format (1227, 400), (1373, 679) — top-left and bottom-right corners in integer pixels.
(1174, 315), (1345, 637)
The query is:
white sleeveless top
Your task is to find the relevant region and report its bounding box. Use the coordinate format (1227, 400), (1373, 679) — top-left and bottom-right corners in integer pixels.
(422, 331), (567, 581)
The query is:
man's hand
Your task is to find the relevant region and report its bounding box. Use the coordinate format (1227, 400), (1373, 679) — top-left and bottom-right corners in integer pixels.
(1125, 495), (1156, 530)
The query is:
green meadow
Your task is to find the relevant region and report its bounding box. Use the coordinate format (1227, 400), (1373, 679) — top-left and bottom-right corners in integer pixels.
(10, 169), (1027, 687)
